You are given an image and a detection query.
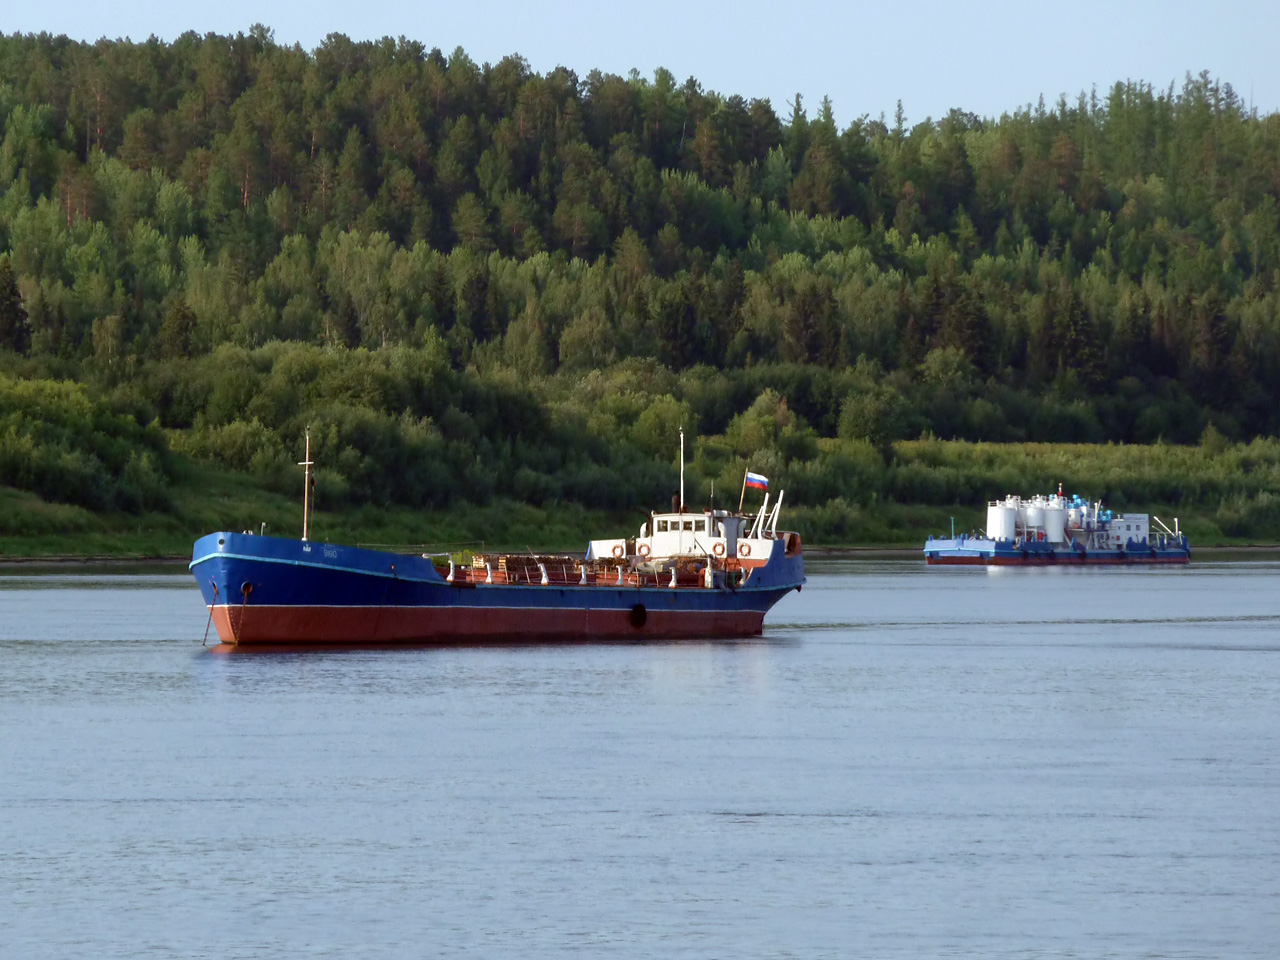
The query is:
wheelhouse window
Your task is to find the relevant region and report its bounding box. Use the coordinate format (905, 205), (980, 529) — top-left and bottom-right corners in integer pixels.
(656, 520), (668, 533)
(694, 519), (706, 532)
(683, 520), (693, 531)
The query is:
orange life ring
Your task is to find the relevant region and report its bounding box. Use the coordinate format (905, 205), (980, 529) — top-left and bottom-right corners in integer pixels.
(612, 543), (625, 559)
(712, 542), (726, 557)
(738, 542), (751, 558)
(638, 543), (651, 558)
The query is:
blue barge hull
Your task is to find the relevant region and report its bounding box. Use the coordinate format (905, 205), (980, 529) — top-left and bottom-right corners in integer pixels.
(924, 534), (1191, 565)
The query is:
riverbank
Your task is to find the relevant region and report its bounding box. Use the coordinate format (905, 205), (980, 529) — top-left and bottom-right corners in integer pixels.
(4, 437), (1276, 559)
(0, 495), (1266, 561)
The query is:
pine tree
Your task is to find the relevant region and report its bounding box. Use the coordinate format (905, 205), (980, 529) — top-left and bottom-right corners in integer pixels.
(159, 295), (196, 359)
(689, 117), (726, 186)
(0, 257), (30, 355)
(452, 193), (494, 253)
(784, 93), (809, 173)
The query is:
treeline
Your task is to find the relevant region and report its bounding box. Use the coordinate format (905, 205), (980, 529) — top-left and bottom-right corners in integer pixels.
(2, 29), (1280, 526)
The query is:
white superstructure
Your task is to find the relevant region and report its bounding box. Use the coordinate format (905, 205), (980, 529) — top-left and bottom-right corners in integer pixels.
(584, 433), (798, 583)
(586, 490), (791, 567)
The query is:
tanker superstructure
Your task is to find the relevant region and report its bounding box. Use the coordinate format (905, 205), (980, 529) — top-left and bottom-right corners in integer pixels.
(924, 491), (1190, 565)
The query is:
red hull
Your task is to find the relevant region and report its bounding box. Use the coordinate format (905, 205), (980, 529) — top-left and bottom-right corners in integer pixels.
(209, 604), (766, 646)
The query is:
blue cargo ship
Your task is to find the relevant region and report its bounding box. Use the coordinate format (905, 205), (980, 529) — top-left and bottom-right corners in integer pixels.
(924, 492), (1190, 565)
(190, 434), (804, 646)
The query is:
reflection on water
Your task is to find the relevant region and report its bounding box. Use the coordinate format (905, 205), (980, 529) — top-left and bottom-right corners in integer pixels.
(1, 559), (1278, 958)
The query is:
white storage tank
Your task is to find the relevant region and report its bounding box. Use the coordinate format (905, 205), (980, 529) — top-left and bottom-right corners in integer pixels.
(1024, 502), (1045, 535)
(1043, 502), (1067, 542)
(986, 502), (1018, 541)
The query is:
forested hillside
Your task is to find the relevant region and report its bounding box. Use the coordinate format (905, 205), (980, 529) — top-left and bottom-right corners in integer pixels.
(1, 28), (1279, 543)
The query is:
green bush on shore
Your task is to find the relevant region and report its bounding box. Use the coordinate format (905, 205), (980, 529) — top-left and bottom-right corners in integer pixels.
(0, 373), (171, 512)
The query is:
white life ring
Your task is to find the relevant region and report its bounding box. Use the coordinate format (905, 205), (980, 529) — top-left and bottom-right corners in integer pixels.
(612, 543), (625, 559)
(638, 543), (651, 558)
(712, 542), (726, 557)
(738, 542), (751, 558)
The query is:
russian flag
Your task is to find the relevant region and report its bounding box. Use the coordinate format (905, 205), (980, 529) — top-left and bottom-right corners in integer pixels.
(745, 471), (768, 490)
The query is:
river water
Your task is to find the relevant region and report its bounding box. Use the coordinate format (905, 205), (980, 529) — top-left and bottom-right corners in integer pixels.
(1, 558), (1278, 959)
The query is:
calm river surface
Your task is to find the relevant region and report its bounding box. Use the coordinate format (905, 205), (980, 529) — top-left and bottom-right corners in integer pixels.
(2, 558), (1278, 959)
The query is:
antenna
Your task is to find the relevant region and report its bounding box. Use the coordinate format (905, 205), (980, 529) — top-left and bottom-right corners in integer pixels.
(298, 427), (313, 541)
(679, 428), (685, 512)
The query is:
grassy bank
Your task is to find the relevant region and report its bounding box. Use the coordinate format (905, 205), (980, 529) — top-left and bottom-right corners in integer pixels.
(0, 461), (632, 559)
(3, 438), (1278, 559)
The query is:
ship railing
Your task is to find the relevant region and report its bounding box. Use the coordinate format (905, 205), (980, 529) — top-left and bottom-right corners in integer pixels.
(355, 540), (486, 557)
(447, 560), (721, 588)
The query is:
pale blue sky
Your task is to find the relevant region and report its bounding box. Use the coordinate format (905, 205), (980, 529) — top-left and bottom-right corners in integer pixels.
(8, 1), (1277, 127)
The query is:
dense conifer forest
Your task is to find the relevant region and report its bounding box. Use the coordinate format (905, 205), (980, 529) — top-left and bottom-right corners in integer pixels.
(3, 28), (1280, 549)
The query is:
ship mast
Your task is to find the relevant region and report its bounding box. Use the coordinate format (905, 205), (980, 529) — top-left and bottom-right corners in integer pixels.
(679, 428), (685, 511)
(299, 427), (313, 541)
